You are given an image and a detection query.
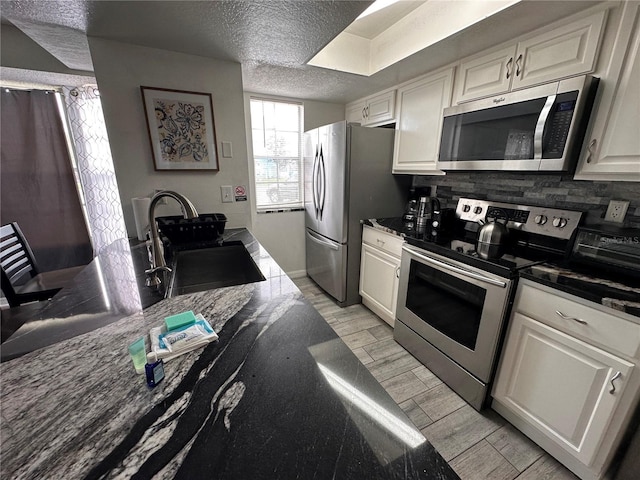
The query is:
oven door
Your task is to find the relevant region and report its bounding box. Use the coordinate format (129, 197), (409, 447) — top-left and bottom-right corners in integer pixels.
(396, 244), (513, 382)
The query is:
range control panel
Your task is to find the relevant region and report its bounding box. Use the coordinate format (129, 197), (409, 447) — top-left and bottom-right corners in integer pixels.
(456, 198), (584, 240)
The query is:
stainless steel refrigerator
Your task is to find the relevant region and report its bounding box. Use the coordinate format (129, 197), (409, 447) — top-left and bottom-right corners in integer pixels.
(304, 120), (408, 306)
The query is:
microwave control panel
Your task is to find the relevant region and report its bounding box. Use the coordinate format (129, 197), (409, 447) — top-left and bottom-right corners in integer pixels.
(542, 91), (579, 159)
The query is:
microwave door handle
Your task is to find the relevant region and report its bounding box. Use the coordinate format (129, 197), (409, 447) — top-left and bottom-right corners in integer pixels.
(534, 95), (556, 159)
(403, 245), (507, 288)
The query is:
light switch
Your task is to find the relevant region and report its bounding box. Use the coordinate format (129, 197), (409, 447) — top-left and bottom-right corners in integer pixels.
(221, 185), (234, 203)
(222, 141), (233, 158)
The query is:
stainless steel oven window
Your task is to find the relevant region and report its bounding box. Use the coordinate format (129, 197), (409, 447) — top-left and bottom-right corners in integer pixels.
(406, 260), (486, 350)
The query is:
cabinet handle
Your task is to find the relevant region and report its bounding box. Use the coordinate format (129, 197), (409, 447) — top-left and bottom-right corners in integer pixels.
(555, 310), (588, 325)
(609, 371), (622, 394)
(362, 106), (367, 119)
(396, 266), (400, 279)
(506, 57), (513, 79)
(515, 54), (523, 77)
(376, 238), (385, 246)
(586, 138), (597, 164)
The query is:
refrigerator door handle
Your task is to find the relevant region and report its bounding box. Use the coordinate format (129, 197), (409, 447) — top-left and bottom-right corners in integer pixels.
(318, 144), (326, 220)
(312, 145), (319, 219)
(306, 229), (339, 250)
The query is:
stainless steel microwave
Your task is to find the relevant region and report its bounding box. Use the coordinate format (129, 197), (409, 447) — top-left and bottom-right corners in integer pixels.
(437, 75), (599, 172)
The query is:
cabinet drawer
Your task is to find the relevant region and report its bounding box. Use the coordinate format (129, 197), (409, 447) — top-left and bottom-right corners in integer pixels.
(362, 226), (404, 258)
(515, 281), (640, 359)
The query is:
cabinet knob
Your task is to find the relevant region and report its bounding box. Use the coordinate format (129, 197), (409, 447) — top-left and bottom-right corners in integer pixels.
(609, 371), (622, 394)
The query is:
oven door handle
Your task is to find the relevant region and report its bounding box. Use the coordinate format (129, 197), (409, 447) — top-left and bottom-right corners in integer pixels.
(402, 245), (507, 288)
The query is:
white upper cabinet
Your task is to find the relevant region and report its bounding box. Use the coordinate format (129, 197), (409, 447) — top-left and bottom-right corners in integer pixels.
(514, 10), (606, 89)
(392, 67), (454, 175)
(453, 45), (517, 103)
(454, 10), (606, 103)
(345, 89), (396, 126)
(345, 100), (366, 124)
(575, 1), (640, 181)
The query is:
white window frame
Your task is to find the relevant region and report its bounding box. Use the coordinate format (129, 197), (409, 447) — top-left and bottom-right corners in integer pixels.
(249, 97), (304, 212)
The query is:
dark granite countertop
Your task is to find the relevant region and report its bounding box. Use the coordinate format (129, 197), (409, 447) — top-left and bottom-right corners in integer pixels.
(364, 218), (640, 319)
(520, 264), (640, 320)
(0, 228), (458, 480)
(0, 235), (169, 361)
(363, 217), (413, 237)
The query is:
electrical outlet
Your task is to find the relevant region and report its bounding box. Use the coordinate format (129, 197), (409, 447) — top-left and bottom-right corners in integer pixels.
(604, 200), (629, 223)
(221, 185), (234, 203)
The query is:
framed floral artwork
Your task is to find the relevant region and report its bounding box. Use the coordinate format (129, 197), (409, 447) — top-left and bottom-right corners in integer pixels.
(140, 86), (219, 171)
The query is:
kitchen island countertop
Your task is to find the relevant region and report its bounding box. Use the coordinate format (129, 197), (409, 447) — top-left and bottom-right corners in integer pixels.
(0, 228), (458, 480)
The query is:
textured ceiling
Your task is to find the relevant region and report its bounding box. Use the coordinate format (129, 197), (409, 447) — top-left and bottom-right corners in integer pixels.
(0, 0), (606, 103)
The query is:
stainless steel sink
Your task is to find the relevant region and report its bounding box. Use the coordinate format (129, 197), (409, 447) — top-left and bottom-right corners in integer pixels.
(167, 241), (266, 297)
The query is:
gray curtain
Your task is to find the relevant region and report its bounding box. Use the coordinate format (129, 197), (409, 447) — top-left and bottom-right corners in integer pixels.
(1, 89), (93, 271)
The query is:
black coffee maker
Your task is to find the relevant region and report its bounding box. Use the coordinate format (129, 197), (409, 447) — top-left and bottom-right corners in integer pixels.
(429, 198), (456, 240)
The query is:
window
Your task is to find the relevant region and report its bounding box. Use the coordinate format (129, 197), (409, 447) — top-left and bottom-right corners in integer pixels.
(250, 98), (303, 210)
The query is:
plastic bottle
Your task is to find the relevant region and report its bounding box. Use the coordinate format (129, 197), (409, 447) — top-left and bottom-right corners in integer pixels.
(145, 352), (165, 388)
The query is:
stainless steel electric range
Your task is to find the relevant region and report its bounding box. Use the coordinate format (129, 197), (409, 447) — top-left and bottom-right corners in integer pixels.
(394, 197), (584, 410)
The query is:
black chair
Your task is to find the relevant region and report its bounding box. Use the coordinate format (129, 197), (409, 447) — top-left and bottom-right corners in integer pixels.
(0, 222), (85, 307)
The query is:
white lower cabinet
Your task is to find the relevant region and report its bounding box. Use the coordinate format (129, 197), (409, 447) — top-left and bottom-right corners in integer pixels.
(359, 226), (403, 327)
(492, 280), (640, 480)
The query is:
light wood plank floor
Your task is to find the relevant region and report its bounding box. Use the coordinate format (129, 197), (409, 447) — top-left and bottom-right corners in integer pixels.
(293, 276), (579, 480)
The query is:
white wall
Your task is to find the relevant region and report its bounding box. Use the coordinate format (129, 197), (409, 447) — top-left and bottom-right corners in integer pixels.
(303, 99), (350, 132)
(88, 37), (251, 234)
(244, 94), (345, 276)
(89, 37), (345, 275)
